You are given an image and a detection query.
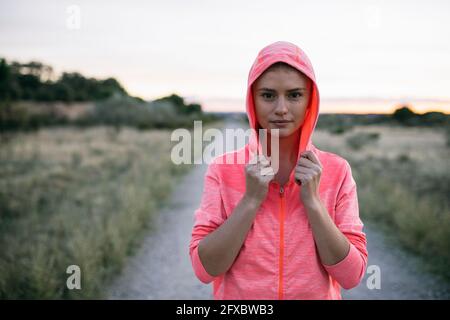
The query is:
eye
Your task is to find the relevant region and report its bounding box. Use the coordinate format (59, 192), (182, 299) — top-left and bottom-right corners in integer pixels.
(289, 92), (303, 99)
(261, 92), (275, 100)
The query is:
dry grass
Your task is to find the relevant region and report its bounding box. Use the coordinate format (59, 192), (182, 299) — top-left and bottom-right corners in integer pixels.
(0, 123), (220, 299)
(313, 125), (450, 281)
(314, 125), (448, 163)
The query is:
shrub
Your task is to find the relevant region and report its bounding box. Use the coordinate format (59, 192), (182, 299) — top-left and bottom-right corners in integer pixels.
(346, 132), (379, 150)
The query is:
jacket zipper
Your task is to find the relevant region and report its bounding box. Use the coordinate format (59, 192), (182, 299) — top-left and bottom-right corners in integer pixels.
(278, 185), (285, 300)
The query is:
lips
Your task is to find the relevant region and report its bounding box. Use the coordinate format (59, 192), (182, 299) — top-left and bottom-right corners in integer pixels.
(270, 120), (293, 123)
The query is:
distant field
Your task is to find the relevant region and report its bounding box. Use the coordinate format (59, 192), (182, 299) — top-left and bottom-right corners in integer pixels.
(314, 125), (450, 282)
(0, 124), (217, 299)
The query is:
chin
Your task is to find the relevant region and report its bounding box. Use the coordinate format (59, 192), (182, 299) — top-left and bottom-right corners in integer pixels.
(268, 127), (296, 138)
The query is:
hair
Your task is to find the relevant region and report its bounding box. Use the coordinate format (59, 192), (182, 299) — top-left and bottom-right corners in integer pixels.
(255, 61), (312, 93)
(264, 61), (299, 73)
(263, 62), (311, 84)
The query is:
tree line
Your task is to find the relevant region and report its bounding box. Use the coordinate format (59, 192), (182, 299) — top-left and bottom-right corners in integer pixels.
(0, 58), (218, 132)
(0, 58), (133, 102)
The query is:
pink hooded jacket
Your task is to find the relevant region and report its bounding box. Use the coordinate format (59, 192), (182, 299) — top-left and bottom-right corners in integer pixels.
(189, 41), (368, 299)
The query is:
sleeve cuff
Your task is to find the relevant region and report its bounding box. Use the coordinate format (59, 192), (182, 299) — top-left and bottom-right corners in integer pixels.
(322, 243), (364, 289)
(192, 245), (215, 284)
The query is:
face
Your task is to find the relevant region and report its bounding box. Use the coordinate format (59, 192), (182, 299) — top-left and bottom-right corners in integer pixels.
(252, 66), (311, 138)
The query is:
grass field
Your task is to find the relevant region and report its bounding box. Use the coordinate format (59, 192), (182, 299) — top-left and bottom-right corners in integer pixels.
(0, 124), (215, 299)
(314, 125), (450, 282)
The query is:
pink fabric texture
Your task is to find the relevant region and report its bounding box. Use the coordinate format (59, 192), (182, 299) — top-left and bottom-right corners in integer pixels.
(189, 41), (368, 299)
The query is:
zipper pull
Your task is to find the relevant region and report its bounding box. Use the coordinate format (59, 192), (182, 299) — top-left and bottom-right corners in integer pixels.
(279, 186), (284, 196)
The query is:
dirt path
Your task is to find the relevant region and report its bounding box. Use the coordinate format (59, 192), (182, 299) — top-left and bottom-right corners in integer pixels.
(107, 121), (449, 300)
(342, 223), (449, 299)
(107, 159), (212, 299)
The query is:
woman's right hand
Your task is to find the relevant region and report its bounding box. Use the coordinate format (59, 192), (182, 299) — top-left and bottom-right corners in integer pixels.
(244, 154), (275, 205)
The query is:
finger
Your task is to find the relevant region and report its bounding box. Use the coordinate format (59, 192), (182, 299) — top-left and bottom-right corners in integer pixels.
(257, 154), (269, 165)
(296, 162), (321, 173)
(247, 156), (269, 174)
(301, 151), (322, 168)
(295, 173), (310, 185)
(249, 153), (264, 166)
(294, 173), (306, 185)
(259, 155), (270, 166)
(261, 173), (275, 183)
(260, 166), (275, 176)
(246, 155), (260, 171)
(295, 166), (316, 175)
(252, 154), (270, 167)
(298, 156), (320, 170)
(249, 147), (259, 165)
(259, 128), (267, 156)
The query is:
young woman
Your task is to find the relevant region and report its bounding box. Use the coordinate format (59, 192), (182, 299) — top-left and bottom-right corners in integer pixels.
(189, 41), (368, 299)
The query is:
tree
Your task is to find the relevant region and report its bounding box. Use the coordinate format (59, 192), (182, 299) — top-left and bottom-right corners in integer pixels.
(0, 58), (11, 100)
(392, 105), (416, 124)
(154, 94), (185, 109)
(153, 94), (203, 114)
(185, 103), (202, 114)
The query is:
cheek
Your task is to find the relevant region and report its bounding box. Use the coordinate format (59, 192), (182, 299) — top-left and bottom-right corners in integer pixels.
(295, 103), (307, 114)
(291, 101), (309, 122)
(255, 102), (271, 121)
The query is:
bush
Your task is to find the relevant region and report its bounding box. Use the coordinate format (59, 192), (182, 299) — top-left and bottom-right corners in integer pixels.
(78, 96), (205, 130)
(1, 95), (219, 132)
(329, 124), (352, 135)
(346, 132), (379, 150)
(0, 102), (68, 132)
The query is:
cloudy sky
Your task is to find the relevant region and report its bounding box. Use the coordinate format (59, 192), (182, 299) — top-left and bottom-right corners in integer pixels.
(1, 0), (449, 113)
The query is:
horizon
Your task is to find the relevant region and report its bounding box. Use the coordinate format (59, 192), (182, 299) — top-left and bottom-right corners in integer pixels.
(1, 0), (449, 113)
(197, 96), (450, 114)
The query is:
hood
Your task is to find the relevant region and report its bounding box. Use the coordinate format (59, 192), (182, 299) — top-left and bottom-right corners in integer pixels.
(246, 41), (320, 162)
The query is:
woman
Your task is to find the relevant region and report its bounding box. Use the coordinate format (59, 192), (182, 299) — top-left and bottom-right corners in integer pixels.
(189, 41), (368, 299)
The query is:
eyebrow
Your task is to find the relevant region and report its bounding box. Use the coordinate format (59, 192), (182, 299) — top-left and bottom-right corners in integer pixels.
(258, 87), (306, 92)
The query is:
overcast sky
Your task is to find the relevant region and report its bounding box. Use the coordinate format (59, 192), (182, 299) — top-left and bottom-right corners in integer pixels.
(1, 0), (449, 113)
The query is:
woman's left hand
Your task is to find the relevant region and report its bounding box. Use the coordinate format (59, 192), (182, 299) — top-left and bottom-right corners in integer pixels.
(294, 151), (323, 209)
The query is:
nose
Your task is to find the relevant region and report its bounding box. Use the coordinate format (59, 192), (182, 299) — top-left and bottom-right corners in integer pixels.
(274, 97), (288, 115)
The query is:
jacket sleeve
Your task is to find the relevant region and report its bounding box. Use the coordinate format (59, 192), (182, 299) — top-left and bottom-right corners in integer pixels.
(189, 162), (227, 284)
(322, 160), (368, 290)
